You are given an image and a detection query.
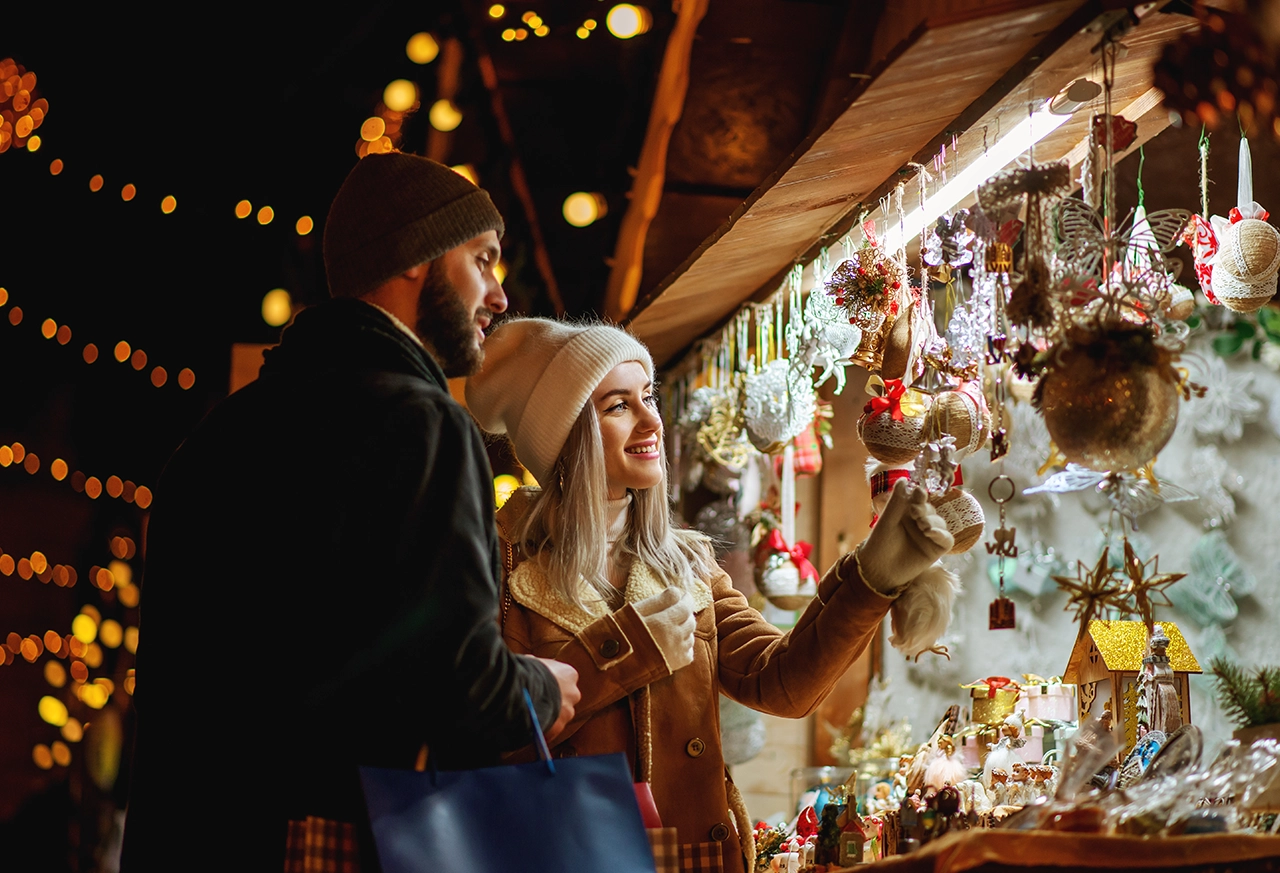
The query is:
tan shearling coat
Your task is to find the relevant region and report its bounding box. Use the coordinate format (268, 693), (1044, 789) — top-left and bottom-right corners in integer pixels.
(500, 548), (893, 873)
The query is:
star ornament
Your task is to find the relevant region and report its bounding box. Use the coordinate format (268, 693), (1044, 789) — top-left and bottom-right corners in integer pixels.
(1117, 539), (1185, 633)
(1053, 547), (1126, 638)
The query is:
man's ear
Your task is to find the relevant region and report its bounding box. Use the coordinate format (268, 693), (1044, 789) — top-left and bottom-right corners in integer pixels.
(402, 263), (426, 280)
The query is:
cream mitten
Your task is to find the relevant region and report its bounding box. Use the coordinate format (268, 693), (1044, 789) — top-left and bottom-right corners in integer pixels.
(856, 479), (953, 594)
(634, 587), (696, 671)
(889, 562), (961, 660)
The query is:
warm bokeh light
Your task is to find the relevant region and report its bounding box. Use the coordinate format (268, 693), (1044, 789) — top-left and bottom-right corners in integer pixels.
(83, 343), (98, 363)
(124, 626), (139, 652)
(522, 11), (539, 24)
(44, 660), (66, 688)
(40, 318), (56, 339)
(119, 584), (140, 608)
(383, 79), (417, 112)
(257, 205), (274, 225)
(99, 620), (123, 649)
(12, 443), (24, 463)
(85, 476), (102, 499)
(514, 28), (528, 40)
(534, 24), (549, 37)
(494, 473), (521, 509)
(114, 341), (130, 362)
(23, 453), (39, 475)
(135, 484), (155, 507)
(0, 447), (10, 467)
(577, 26), (590, 38)
(160, 195), (177, 214)
(57, 324), (71, 344)
(96, 566), (115, 590)
(89, 174), (103, 192)
(8, 306), (22, 325)
(151, 366), (167, 387)
(44, 630), (62, 653)
(121, 183), (136, 201)
(562, 192), (607, 227)
(429, 99), (463, 132)
(33, 745), (53, 770)
(51, 741), (70, 767)
(62, 718), (83, 743)
(106, 475), (124, 497)
(262, 288), (292, 327)
(49, 158), (63, 175)
(0, 287), (8, 306)
(235, 199), (252, 219)
(30, 552), (47, 574)
(522, 467), (539, 487)
(450, 164), (478, 185)
(584, 18), (597, 30)
(70, 660), (88, 682)
(502, 28), (517, 41)
(20, 637), (38, 660)
(296, 215), (314, 235)
(494, 260), (508, 284)
(38, 696), (68, 727)
(84, 643), (103, 669)
(489, 4), (506, 18)
(177, 369), (195, 391)
(50, 458), (67, 480)
(130, 349), (147, 371)
(360, 116), (386, 142)
(68, 637), (87, 659)
(109, 559), (132, 585)
(79, 682), (107, 709)
(71, 614), (97, 644)
(406, 32), (439, 64)
(606, 4), (651, 38)
(28, 136), (41, 152)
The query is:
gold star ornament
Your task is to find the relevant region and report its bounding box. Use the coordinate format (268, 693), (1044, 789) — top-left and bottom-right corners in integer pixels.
(1053, 547), (1126, 638)
(1117, 539), (1184, 633)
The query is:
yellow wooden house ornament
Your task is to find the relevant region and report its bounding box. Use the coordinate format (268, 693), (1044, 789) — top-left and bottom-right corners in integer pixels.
(1063, 620), (1201, 761)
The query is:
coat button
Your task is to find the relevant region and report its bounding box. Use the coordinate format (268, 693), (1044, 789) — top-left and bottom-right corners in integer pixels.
(686, 738), (706, 758)
(599, 638), (621, 658)
(709, 823), (730, 842)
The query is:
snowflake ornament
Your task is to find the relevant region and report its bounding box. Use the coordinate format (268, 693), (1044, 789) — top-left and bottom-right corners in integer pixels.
(1186, 353), (1262, 442)
(1167, 530), (1256, 626)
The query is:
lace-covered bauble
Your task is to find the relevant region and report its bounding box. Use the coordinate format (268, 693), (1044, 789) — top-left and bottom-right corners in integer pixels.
(930, 488), (984, 554)
(926, 382), (990, 460)
(743, 358), (816, 453)
(1212, 218), (1280, 313)
(858, 394), (932, 465)
(754, 552), (817, 610)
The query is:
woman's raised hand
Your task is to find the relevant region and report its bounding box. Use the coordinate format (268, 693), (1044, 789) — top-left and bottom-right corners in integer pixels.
(635, 587), (696, 671)
(856, 479), (953, 595)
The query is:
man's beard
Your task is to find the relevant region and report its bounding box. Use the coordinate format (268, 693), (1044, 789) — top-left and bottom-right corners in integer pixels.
(415, 267), (485, 378)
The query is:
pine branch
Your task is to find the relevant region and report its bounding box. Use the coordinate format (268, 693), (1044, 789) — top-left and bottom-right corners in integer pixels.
(1211, 656), (1264, 729)
(1258, 667), (1280, 726)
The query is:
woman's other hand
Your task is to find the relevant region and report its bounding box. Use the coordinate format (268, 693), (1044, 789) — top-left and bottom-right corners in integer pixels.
(856, 479), (953, 595)
(635, 587), (696, 671)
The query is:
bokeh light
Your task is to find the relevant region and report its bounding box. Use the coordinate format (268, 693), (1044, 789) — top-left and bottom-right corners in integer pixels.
(562, 192), (607, 227)
(450, 164), (478, 185)
(429, 99), (463, 132)
(62, 718), (83, 742)
(89, 174), (103, 192)
(296, 215), (313, 235)
(606, 4), (651, 38)
(51, 741), (70, 767)
(360, 116), (386, 142)
(489, 4), (506, 18)
(383, 79), (417, 113)
(44, 661), (66, 688)
(160, 195), (177, 214)
(114, 341), (130, 362)
(235, 199), (252, 219)
(262, 289), (292, 327)
(71, 614), (97, 644)
(50, 458), (67, 480)
(33, 745), (53, 770)
(38, 696), (68, 727)
(99, 620), (123, 649)
(177, 369), (195, 391)
(494, 473), (520, 509)
(49, 158), (63, 175)
(406, 32), (440, 64)
(40, 318), (56, 339)
(257, 206), (274, 225)
(121, 183), (136, 201)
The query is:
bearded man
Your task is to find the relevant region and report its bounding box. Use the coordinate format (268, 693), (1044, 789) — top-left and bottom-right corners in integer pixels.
(122, 154), (579, 870)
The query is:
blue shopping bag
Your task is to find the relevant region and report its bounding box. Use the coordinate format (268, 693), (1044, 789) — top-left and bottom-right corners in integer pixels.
(359, 692), (657, 873)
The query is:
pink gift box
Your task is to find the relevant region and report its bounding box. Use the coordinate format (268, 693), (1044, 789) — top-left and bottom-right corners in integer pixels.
(1017, 683), (1076, 722)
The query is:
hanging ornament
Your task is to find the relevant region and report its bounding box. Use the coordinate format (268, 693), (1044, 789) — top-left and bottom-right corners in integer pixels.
(931, 487), (984, 555)
(880, 304), (921, 383)
(978, 161), (1072, 331)
(923, 212), (975, 269)
(1024, 463), (1197, 529)
(1053, 547), (1126, 639)
(825, 222), (908, 371)
(1116, 539), (1185, 634)
(857, 377), (932, 465)
(923, 380), (990, 461)
(1167, 530), (1256, 625)
(986, 475), (1018, 629)
(1185, 352), (1261, 443)
(1033, 323), (1182, 472)
(1209, 138), (1280, 313)
(743, 358), (816, 453)
(695, 381), (753, 470)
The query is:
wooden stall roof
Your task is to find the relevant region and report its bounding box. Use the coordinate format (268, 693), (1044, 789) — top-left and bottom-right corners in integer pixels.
(625, 0), (1089, 368)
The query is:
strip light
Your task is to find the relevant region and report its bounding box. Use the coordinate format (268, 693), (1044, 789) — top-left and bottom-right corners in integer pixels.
(881, 105), (1072, 252)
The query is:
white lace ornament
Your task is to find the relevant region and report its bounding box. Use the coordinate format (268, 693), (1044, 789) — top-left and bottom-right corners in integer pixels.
(1211, 139), (1280, 313)
(930, 488), (984, 554)
(743, 358), (817, 453)
(1186, 353), (1261, 443)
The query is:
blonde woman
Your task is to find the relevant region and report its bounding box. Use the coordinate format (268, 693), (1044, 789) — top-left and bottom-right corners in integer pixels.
(466, 318), (952, 873)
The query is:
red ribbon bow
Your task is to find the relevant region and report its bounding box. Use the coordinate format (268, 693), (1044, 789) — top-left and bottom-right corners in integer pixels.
(863, 378), (907, 422)
(1230, 206), (1271, 223)
(762, 529), (819, 582)
(976, 676), (1016, 699)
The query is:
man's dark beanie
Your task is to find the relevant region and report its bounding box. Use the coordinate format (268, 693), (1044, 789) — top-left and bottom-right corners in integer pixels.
(322, 153), (505, 298)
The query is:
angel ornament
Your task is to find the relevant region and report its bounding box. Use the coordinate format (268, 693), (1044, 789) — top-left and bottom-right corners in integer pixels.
(923, 735), (968, 791)
(981, 715), (1027, 789)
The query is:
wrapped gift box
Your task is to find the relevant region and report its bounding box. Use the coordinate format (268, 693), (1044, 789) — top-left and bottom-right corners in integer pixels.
(1017, 682), (1076, 722)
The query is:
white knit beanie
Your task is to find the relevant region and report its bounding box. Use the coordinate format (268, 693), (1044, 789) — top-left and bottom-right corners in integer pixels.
(465, 318), (654, 484)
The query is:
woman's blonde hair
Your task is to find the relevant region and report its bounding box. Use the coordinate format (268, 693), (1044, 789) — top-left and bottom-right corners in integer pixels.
(515, 400), (717, 609)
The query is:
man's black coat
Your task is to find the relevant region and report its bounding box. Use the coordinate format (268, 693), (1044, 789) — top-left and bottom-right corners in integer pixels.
(121, 299), (559, 868)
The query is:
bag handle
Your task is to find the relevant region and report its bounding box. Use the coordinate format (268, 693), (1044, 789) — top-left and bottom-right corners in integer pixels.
(523, 689), (556, 774)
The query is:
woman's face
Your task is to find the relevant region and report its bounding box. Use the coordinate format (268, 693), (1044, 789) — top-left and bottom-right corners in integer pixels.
(592, 361), (663, 500)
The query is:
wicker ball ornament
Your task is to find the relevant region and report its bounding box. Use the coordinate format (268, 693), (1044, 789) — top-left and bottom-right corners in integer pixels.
(1039, 344), (1180, 472)
(930, 488), (984, 554)
(1164, 284), (1196, 321)
(858, 391), (932, 465)
(1211, 218), (1280, 313)
(926, 384), (990, 460)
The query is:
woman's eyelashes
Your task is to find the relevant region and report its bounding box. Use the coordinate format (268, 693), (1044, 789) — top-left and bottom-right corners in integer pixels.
(603, 393), (655, 415)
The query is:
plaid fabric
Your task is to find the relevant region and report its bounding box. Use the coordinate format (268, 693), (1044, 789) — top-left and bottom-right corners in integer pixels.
(647, 827), (680, 873)
(771, 426), (823, 478)
(283, 817), (361, 873)
(679, 841), (723, 872)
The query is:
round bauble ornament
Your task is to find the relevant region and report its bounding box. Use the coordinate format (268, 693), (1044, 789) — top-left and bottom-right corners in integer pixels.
(1164, 284), (1196, 321)
(744, 359), (816, 453)
(929, 487), (984, 554)
(880, 308), (917, 382)
(858, 389), (932, 465)
(1038, 328), (1180, 471)
(1211, 218), (1280, 313)
(754, 553), (816, 610)
(925, 382), (990, 460)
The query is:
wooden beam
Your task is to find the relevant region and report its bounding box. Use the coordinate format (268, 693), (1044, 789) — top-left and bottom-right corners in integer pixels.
(603, 0), (709, 322)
